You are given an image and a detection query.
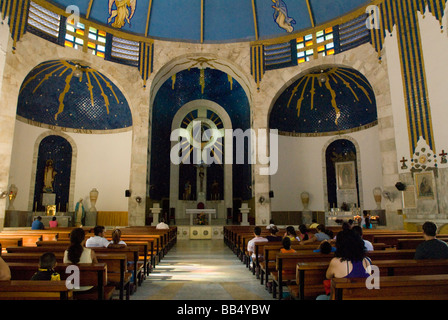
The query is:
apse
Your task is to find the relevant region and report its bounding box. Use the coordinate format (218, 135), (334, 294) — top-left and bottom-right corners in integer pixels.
(17, 60), (132, 131)
(269, 66), (377, 135)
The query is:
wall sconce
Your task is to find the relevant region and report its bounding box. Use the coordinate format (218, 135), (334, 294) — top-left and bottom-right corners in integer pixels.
(135, 196), (142, 204)
(259, 196), (265, 204)
(0, 191), (7, 199)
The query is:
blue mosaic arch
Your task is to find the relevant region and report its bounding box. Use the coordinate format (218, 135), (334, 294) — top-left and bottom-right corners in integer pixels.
(269, 67), (377, 135)
(17, 60), (132, 131)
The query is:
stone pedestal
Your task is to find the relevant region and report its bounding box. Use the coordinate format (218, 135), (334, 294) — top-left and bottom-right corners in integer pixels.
(85, 211), (97, 227)
(240, 203), (250, 226)
(150, 203), (162, 226)
(302, 210), (312, 225)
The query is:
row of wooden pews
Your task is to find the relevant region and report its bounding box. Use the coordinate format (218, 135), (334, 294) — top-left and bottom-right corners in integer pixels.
(0, 226), (177, 300)
(225, 225), (448, 300)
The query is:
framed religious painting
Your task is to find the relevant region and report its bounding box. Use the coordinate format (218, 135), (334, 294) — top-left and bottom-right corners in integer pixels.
(414, 171), (436, 200)
(335, 161), (356, 190)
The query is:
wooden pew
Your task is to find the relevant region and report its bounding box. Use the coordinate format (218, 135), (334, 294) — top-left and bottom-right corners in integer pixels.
(96, 253), (132, 300)
(1, 252), (131, 300)
(5, 245), (143, 291)
(0, 280), (73, 300)
(292, 258), (448, 300)
(271, 249), (417, 299)
(397, 238), (448, 250)
(0, 237), (22, 253)
(7, 262), (114, 300)
(331, 274), (448, 300)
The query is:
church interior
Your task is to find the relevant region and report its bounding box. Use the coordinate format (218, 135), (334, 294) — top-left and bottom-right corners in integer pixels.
(0, 0), (448, 302)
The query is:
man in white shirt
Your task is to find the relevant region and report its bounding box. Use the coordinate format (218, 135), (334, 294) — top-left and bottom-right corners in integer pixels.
(156, 219), (169, 230)
(247, 226), (268, 270)
(86, 226), (111, 248)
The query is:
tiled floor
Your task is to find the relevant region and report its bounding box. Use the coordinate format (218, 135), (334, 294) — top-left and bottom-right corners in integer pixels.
(131, 239), (276, 300)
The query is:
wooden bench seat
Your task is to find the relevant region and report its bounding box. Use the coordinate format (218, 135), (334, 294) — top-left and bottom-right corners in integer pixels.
(5, 245), (143, 291)
(290, 258), (448, 300)
(331, 274), (448, 300)
(7, 262), (114, 300)
(0, 280), (73, 300)
(1, 252), (131, 300)
(270, 249), (417, 299)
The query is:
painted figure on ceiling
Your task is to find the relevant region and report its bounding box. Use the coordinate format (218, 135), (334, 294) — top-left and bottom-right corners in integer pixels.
(108, 0), (137, 29)
(272, 0), (296, 33)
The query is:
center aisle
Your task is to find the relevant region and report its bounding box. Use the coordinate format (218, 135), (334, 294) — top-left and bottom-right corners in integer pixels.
(131, 239), (276, 300)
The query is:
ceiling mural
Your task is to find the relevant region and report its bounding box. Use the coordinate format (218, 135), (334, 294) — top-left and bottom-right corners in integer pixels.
(43, 0), (371, 42)
(269, 67), (377, 136)
(17, 60), (132, 131)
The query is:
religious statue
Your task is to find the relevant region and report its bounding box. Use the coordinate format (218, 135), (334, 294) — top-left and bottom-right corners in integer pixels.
(43, 160), (57, 193)
(211, 180), (220, 200)
(108, 0), (137, 29)
(75, 198), (86, 227)
(272, 0), (296, 33)
(184, 181), (191, 200)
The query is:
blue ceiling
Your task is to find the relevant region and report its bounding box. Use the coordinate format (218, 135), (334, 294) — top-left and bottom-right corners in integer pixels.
(17, 60), (132, 131)
(46, 0), (371, 42)
(269, 67), (377, 134)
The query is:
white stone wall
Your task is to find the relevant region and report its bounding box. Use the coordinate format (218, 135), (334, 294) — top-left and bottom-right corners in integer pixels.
(3, 7), (448, 230)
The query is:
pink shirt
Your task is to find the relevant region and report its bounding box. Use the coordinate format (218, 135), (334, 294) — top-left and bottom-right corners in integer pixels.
(49, 220), (58, 228)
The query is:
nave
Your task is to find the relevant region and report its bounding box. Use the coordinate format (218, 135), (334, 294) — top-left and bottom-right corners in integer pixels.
(131, 240), (275, 300)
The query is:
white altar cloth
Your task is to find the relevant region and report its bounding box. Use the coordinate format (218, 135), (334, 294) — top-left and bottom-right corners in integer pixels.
(185, 209), (216, 226)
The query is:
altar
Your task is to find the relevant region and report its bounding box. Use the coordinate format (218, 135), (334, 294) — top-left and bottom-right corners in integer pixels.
(186, 209), (216, 226)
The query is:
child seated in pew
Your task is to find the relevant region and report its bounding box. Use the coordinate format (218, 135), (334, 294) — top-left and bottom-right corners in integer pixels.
(313, 240), (336, 254)
(31, 252), (60, 281)
(284, 226), (300, 242)
(280, 237), (296, 254)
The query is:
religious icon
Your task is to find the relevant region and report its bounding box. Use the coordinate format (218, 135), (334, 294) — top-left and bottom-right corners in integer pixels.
(272, 0), (296, 33)
(75, 198), (86, 227)
(43, 159), (57, 193)
(415, 171), (435, 200)
(108, 0), (137, 29)
(335, 161), (356, 190)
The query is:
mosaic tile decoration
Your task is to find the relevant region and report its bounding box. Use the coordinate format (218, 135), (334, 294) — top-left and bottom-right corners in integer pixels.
(17, 60), (132, 131)
(269, 67), (377, 135)
(149, 68), (252, 201)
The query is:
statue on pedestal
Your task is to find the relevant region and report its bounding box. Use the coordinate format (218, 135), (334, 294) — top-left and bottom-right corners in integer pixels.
(75, 198), (86, 227)
(43, 160), (57, 193)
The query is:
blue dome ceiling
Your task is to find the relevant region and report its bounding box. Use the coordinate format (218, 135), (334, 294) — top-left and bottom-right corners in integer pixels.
(269, 67), (377, 135)
(46, 0), (371, 43)
(17, 60), (132, 131)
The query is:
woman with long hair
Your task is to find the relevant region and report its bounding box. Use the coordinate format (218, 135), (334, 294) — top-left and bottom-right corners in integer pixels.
(64, 227), (97, 264)
(317, 229), (372, 300)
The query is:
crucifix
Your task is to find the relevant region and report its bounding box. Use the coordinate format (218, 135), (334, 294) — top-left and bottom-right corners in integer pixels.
(400, 157), (408, 170)
(440, 150), (447, 164)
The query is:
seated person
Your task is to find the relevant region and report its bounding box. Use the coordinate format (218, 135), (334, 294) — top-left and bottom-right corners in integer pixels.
(300, 224), (332, 245)
(85, 226), (110, 248)
(414, 221), (448, 259)
(313, 240), (336, 254)
(108, 229), (127, 248)
(280, 237), (296, 253)
(31, 252), (60, 281)
(266, 226), (282, 242)
(31, 216), (44, 230)
(0, 257), (11, 281)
